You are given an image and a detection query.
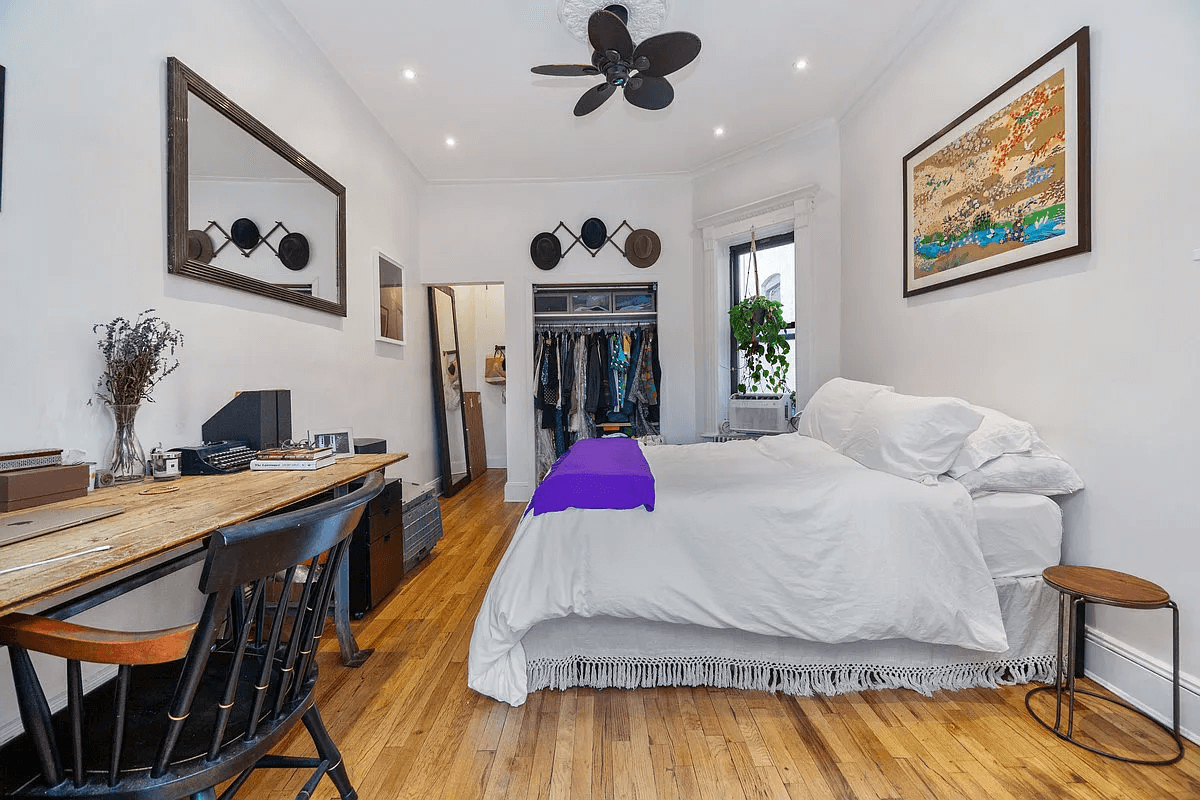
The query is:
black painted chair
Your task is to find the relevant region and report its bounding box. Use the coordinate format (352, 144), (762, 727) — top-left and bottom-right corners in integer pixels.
(0, 472), (384, 799)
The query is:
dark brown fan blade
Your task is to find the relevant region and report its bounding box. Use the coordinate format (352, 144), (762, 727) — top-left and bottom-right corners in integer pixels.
(624, 75), (674, 110)
(631, 31), (702, 77)
(574, 82), (617, 116)
(588, 9), (633, 61)
(532, 64), (601, 76)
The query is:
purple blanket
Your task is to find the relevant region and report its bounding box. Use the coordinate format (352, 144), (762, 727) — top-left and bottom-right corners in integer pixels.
(529, 438), (655, 516)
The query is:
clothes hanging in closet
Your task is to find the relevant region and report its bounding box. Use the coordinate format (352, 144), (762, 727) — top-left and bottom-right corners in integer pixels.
(533, 325), (661, 480)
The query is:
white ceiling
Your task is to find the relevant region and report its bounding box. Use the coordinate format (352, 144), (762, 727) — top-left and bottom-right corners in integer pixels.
(279, 0), (946, 183)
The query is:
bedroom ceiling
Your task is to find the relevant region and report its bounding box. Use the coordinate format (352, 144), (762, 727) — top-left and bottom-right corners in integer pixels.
(279, 0), (946, 183)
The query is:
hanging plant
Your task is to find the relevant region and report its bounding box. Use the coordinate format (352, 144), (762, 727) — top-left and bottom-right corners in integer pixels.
(729, 295), (790, 394)
(728, 229), (791, 395)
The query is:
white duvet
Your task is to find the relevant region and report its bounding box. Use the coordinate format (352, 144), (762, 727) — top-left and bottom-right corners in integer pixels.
(468, 435), (1007, 706)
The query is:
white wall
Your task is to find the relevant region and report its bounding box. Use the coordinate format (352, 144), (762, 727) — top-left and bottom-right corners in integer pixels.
(0, 0), (429, 739)
(840, 0), (1200, 730)
(420, 178), (695, 501)
(691, 122), (843, 426)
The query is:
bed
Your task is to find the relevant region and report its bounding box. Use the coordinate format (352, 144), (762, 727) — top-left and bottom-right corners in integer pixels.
(469, 380), (1082, 707)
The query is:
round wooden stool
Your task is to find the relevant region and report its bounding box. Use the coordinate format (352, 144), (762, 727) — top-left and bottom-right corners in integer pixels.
(1025, 565), (1183, 765)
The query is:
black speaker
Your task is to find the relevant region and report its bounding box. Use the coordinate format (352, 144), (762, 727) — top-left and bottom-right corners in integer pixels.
(353, 437), (387, 455)
(201, 390), (292, 450)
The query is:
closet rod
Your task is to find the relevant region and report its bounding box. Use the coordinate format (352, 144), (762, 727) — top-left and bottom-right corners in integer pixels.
(534, 320), (656, 332)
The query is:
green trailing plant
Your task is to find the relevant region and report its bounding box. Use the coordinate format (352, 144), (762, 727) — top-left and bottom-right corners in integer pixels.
(92, 310), (184, 406)
(729, 294), (791, 394)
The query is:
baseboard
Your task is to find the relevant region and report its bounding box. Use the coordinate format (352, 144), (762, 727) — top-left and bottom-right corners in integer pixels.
(1083, 625), (1199, 744)
(0, 664), (117, 746)
(504, 480), (532, 504)
(486, 455), (507, 469)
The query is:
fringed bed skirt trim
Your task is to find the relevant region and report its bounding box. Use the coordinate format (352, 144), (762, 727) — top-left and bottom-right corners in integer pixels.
(527, 653), (1057, 698)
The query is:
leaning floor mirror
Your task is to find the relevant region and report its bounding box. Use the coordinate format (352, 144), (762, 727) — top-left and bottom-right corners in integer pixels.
(166, 57), (347, 316)
(429, 286), (471, 496)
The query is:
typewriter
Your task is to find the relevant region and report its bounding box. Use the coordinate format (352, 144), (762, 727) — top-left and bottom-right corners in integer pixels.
(176, 441), (257, 475)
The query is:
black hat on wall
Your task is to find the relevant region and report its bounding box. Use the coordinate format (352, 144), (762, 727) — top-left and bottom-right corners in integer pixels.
(277, 231), (310, 270)
(530, 232), (562, 270)
(580, 217), (607, 250)
(230, 218), (261, 250)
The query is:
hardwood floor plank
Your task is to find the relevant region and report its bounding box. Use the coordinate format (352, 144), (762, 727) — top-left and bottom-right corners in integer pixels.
(233, 469), (1196, 799)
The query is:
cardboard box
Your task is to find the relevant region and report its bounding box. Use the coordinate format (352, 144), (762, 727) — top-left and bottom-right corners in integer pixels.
(0, 464), (90, 512)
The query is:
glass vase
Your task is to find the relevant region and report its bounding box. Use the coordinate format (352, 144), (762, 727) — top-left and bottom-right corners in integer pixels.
(105, 404), (146, 483)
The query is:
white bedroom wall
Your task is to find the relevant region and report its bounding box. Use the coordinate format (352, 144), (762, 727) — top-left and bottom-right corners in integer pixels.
(691, 122), (843, 416)
(840, 0), (1200, 730)
(420, 178), (695, 502)
(0, 0), (429, 739)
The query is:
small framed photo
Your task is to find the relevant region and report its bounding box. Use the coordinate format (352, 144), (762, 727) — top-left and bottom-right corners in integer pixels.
(313, 427), (354, 458)
(376, 251), (405, 344)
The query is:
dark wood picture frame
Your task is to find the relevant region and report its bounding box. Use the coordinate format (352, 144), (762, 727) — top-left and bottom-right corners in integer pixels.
(1, 64), (6, 211)
(166, 57), (348, 316)
(902, 27), (1090, 297)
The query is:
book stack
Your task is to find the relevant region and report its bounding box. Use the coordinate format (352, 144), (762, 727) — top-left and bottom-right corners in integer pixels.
(249, 447), (336, 471)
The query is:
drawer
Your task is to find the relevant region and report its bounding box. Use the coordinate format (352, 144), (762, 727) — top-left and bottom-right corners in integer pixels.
(367, 480), (404, 543)
(368, 525), (405, 609)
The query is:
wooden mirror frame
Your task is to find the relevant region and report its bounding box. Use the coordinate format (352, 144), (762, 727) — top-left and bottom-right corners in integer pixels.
(429, 286), (471, 497)
(166, 57), (348, 316)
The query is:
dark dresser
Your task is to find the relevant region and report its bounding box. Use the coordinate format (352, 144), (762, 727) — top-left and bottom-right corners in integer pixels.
(348, 479), (406, 618)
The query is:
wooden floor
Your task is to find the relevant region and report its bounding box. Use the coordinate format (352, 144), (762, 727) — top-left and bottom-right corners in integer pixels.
(241, 469), (1199, 799)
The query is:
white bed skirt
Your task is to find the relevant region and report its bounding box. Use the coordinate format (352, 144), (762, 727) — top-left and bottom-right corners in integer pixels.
(524, 575), (1058, 698)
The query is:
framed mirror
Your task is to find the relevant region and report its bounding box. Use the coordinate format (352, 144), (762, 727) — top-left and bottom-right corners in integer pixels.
(377, 252), (405, 344)
(429, 286), (471, 497)
(166, 57), (347, 316)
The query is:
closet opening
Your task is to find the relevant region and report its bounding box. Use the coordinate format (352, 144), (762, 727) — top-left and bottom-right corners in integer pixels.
(532, 282), (660, 482)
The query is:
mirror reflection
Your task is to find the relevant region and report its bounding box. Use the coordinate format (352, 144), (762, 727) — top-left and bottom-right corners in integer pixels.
(429, 286), (470, 496)
(187, 95), (338, 302)
(167, 57), (347, 316)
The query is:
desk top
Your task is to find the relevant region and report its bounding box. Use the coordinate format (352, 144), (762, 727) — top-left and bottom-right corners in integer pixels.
(0, 453), (407, 616)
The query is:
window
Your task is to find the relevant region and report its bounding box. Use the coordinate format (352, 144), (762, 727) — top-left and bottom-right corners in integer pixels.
(729, 231), (795, 395)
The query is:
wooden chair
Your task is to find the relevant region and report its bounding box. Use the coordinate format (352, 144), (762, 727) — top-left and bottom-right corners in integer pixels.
(0, 472), (384, 799)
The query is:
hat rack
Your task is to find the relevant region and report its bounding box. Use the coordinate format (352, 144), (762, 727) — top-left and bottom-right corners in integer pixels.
(202, 219), (304, 264)
(552, 219), (636, 260)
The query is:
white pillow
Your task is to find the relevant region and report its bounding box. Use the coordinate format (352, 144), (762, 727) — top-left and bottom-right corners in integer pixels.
(796, 378), (894, 449)
(946, 404), (1036, 478)
(955, 437), (1084, 496)
(839, 392), (984, 485)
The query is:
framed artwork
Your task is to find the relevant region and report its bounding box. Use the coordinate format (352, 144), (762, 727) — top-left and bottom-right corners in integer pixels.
(903, 27), (1090, 297)
(313, 427), (354, 458)
(1, 64), (6, 211)
(376, 251), (405, 344)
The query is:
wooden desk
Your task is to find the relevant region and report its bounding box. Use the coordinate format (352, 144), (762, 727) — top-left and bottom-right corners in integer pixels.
(0, 453), (407, 666)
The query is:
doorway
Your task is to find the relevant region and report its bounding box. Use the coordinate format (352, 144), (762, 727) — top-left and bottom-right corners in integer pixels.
(445, 283), (507, 479)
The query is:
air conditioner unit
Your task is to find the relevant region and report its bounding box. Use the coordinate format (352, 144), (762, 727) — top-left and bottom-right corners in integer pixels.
(728, 393), (793, 434)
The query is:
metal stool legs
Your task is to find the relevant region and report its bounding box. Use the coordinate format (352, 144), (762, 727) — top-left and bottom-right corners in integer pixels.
(1026, 593), (1184, 765)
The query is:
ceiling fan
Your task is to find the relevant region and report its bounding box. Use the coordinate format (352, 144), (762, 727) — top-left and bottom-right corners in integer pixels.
(532, 4), (702, 117)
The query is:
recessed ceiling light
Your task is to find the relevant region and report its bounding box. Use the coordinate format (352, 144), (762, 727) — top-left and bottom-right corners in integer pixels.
(713, 126), (725, 138)
(793, 59), (808, 71)
(445, 136), (457, 148)
(402, 68), (416, 81)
